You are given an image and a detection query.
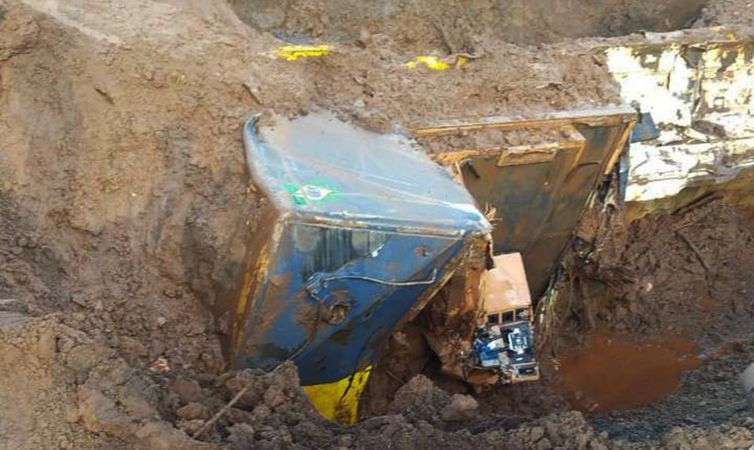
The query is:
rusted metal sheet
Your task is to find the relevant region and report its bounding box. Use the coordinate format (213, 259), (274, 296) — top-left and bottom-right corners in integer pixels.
(413, 106), (636, 297)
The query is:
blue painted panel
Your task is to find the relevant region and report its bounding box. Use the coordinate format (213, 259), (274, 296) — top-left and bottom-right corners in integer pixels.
(230, 113), (491, 386)
(236, 223), (464, 385)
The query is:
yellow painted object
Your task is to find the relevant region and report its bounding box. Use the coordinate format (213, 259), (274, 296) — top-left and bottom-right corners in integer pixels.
(406, 55), (450, 71)
(302, 365), (372, 425)
(273, 44), (331, 61)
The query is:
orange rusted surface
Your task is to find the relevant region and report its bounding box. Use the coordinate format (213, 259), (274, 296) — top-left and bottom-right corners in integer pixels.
(481, 253), (532, 314)
(415, 107), (637, 296)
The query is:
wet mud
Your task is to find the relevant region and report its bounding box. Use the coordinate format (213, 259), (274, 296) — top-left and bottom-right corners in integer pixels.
(556, 333), (702, 413)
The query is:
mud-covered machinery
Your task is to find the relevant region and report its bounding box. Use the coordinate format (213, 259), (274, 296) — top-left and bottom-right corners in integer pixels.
(217, 112), (491, 425)
(412, 106), (637, 296)
(411, 107), (637, 388)
(219, 105), (639, 423)
(471, 253), (540, 385)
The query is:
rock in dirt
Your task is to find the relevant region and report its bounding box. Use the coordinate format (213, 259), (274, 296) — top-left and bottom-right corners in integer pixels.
(177, 402), (211, 420)
(441, 394), (479, 422)
(388, 375), (451, 420)
(176, 419), (207, 436)
(227, 423), (256, 449)
(77, 387), (133, 438)
(174, 377), (205, 404)
(136, 421), (218, 450)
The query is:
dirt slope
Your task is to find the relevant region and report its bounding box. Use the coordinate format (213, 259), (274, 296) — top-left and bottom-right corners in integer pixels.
(229, 0), (707, 46)
(694, 0), (754, 27)
(1, 0), (753, 448)
(542, 196), (754, 445)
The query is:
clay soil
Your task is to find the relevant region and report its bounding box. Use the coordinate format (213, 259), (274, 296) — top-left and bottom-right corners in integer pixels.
(1, 0), (754, 448)
(547, 196), (754, 445)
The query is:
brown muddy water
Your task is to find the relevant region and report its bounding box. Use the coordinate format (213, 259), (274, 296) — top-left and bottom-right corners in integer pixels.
(556, 333), (702, 413)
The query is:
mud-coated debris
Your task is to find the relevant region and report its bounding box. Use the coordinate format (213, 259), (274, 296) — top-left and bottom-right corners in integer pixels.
(227, 423), (256, 449)
(177, 402), (210, 420)
(441, 394), (479, 421)
(150, 357), (170, 373)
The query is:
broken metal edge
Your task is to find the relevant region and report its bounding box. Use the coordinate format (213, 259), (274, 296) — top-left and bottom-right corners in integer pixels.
(242, 115), (492, 237)
(408, 104), (637, 138)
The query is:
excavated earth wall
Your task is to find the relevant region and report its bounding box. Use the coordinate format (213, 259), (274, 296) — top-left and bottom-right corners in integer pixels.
(1, 0), (753, 448)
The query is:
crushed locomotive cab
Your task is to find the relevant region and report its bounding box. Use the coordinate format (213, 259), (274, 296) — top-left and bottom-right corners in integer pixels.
(471, 253), (540, 386)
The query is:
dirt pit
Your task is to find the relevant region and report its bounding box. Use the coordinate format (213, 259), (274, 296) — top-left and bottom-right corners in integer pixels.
(542, 192), (754, 443)
(556, 333), (702, 413)
(1, 0), (754, 448)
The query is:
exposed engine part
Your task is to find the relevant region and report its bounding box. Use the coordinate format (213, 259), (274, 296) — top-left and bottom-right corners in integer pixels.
(472, 320), (539, 384)
(466, 253), (541, 385)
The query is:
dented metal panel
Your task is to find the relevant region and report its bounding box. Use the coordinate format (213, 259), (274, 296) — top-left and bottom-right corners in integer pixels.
(218, 112), (490, 424)
(482, 253), (532, 314)
(413, 106), (636, 296)
(606, 38), (754, 202)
